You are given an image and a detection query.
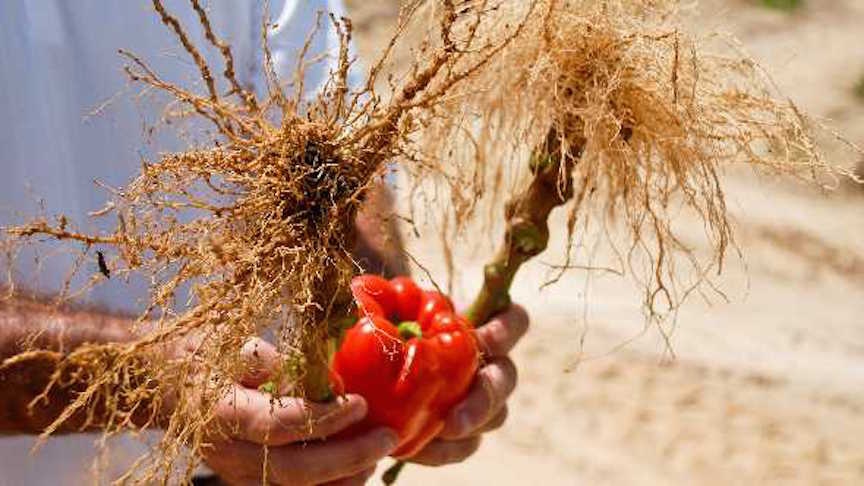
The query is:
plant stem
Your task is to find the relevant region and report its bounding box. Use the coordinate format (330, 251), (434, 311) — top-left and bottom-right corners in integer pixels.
(300, 334), (335, 402)
(382, 460), (406, 485)
(302, 244), (358, 402)
(302, 287), (359, 401)
(301, 180), (412, 402)
(466, 129), (582, 325)
(384, 129), (582, 485)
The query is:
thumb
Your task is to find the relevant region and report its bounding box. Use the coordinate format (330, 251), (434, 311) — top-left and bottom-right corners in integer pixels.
(239, 337), (281, 388)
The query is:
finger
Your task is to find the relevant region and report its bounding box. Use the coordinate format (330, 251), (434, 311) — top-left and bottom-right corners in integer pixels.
(239, 338), (281, 387)
(213, 388), (368, 445)
(319, 467), (376, 486)
(439, 357), (517, 439)
(198, 449), (254, 486)
(208, 427), (398, 485)
(407, 436), (482, 467)
(274, 428), (396, 485)
(477, 405), (508, 434)
(474, 304), (529, 358)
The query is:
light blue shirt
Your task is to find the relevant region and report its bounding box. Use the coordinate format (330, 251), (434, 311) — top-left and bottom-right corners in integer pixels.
(0, 1), (346, 483)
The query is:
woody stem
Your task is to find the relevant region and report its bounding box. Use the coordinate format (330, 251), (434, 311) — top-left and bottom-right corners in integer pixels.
(466, 129), (583, 326)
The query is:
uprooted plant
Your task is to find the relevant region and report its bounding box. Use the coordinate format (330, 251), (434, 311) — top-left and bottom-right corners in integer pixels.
(1, 0), (532, 480)
(418, 0), (853, 330)
(0, 0), (857, 483)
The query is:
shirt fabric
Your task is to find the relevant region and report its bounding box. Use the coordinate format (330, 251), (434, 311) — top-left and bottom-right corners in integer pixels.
(0, 1), (345, 484)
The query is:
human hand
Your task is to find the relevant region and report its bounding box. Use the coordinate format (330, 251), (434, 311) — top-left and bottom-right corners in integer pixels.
(406, 304), (529, 466)
(201, 339), (398, 485)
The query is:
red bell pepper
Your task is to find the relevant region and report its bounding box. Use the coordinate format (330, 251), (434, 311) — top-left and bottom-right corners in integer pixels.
(331, 275), (479, 458)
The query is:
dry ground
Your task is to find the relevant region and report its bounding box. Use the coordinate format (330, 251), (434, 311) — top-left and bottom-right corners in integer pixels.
(344, 1), (864, 484)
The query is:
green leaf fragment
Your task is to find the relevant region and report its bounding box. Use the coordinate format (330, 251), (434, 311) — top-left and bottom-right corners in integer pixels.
(258, 381), (277, 395)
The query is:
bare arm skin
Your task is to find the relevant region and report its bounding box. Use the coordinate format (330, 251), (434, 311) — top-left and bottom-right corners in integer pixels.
(0, 294), (136, 434)
(0, 294), (135, 359)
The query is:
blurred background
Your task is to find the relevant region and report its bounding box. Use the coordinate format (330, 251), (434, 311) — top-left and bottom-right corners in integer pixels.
(344, 0), (864, 484)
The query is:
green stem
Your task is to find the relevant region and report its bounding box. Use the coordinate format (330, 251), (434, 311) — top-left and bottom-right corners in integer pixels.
(302, 256), (358, 402)
(466, 129), (581, 325)
(300, 336), (335, 402)
(302, 306), (359, 402)
(397, 321), (422, 340)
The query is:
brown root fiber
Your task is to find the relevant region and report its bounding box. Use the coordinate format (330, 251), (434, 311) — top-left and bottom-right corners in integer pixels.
(417, 0), (854, 325)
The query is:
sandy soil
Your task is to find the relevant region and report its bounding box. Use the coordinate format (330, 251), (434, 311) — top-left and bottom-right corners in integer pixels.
(345, 1), (864, 484)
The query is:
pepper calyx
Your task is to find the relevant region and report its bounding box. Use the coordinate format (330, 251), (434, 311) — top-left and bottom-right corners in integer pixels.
(397, 321), (422, 340)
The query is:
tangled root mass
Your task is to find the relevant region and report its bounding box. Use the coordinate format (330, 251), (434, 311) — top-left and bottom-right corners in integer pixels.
(1, 0), (856, 483)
